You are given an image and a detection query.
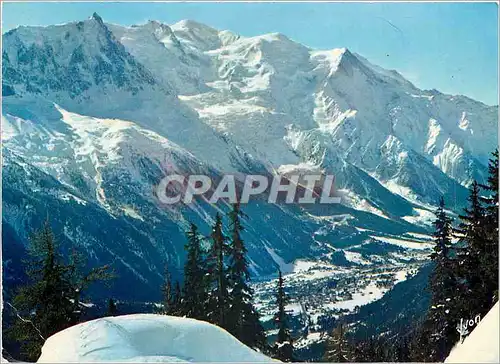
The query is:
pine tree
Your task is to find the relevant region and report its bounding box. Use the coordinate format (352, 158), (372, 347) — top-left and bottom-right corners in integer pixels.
(226, 204), (266, 349)
(352, 336), (377, 362)
(454, 181), (490, 318)
(207, 213), (231, 329)
(353, 334), (410, 362)
(67, 248), (113, 324)
(480, 149), (499, 301)
(417, 197), (459, 361)
(7, 222), (74, 360)
(160, 265), (175, 315)
(411, 198), (462, 361)
(481, 149), (499, 223)
(107, 298), (118, 316)
(393, 336), (411, 362)
(182, 223), (208, 320)
(273, 270), (293, 362)
(173, 281), (182, 314)
(7, 221), (112, 361)
(323, 323), (353, 362)
(409, 329), (431, 362)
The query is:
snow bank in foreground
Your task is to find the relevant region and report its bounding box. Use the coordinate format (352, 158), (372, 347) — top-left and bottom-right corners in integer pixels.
(37, 314), (274, 363)
(445, 302), (499, 363)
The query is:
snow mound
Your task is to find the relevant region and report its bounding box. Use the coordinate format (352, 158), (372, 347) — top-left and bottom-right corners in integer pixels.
(37, 314), (274, 363)
(445, 302), (499, 363)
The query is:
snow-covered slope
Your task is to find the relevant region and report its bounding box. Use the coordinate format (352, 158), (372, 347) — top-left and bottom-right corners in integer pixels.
(2, 14), (497, 299)
(37, 314), (274, 362)
(445, 302), (499, 363)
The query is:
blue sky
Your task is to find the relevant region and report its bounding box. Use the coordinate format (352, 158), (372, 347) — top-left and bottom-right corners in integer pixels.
(2, 2), (498, 105)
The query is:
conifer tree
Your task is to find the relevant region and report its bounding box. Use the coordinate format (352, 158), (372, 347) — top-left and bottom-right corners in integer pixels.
(480, 149), (499, 301)
(67, 248), (113, 324)
(182, 223), (208, 320)
(352, 336), (378, 362)
(173, 281), (182, 314)
(107, 298), (118, 316)
(160, 265), (175, 315)
(393, 336), (411, 362)
(409, 330), (431, 362)
(417, 197), (459, 361)
(323, 323), (353, 362)
(8, 222), (74, 360)
(454, 181), (490, 317)
(273, 270), (293, 362)
(226, 204), (266, 349)
(207, 213), (231, 329)
(7, 221), (112, 361)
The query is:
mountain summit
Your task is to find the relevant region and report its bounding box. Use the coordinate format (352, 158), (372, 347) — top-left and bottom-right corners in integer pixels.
(2, 15), (497, 299)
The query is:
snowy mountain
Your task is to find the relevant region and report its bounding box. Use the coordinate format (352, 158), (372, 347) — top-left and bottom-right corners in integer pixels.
(36, 314), (274, 362)
(2, 14), (498, 301)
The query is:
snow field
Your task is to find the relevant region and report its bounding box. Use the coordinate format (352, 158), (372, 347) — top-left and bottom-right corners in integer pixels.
(38, 314), (275, 363)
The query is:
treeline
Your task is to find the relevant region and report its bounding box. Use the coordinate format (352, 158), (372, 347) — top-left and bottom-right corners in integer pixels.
(3, 204), (296, 362)
(322, 149), (499, 362)
(412, 149), (499, 361)
(154, 203), (294, 361)
(323, 322), (412, 362)
(6, 151), (497, 363)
